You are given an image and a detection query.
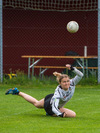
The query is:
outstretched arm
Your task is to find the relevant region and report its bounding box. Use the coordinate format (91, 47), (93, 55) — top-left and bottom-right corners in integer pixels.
(66, 64), (84, 85)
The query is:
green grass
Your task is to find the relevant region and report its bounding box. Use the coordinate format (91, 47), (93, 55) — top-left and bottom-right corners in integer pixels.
(0, 83), (100, 133)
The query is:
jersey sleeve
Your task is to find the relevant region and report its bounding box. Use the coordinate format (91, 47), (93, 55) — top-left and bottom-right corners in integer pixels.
(71, 67), (84, 86)
(51, 89), (63, 116)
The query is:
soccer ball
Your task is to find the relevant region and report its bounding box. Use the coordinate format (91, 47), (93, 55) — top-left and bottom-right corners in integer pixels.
(67, 21), (79, 33)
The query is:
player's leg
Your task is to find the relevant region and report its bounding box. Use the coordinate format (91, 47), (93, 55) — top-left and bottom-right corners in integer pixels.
(19, 92), (44, 108)
(5, 88), (44, 108)
(59, 107), (76, 118)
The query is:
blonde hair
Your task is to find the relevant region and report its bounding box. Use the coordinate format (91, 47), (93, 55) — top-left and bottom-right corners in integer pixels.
(53, 72), (69, 83)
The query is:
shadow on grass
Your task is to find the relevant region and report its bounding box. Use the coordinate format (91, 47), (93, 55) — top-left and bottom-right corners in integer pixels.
(20, 112), (82, 121)
(20, 112), (96, 122)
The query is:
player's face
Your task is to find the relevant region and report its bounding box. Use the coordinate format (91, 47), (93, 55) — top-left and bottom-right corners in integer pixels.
(60, 77), (70, 90)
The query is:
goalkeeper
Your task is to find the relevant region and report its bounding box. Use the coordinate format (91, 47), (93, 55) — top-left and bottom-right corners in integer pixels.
(5, 64), (83, 118)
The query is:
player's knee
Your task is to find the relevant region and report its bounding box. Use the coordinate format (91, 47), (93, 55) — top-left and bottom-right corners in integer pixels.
(73, 112), (76, 117)
(34, 102), (43, 108)
(34, 102), (39, 108)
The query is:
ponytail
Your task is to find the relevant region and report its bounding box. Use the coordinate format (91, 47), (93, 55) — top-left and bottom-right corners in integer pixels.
(53, 72), (62, 77)
(53, 72), (69, 83)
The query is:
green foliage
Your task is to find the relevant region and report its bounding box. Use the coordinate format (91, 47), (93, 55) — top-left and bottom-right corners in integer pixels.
(2, 70), (57, 87)
(79, 76), (98, 85)
(2, 70), (98, 86)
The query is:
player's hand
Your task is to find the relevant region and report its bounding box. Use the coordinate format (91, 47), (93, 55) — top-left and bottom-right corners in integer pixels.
(65, 64), (71, 70)
(63, 112), (67, 117)
(53, 72), (61, 76)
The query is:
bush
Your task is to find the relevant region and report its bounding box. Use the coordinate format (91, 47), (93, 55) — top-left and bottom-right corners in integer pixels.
(2, 70), (98, 86)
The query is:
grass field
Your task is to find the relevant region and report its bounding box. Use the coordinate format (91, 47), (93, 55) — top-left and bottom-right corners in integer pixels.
(0, 83), (100, 133)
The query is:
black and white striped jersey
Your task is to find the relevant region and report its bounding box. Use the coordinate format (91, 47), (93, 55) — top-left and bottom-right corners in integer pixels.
(50, 67), (84, 116)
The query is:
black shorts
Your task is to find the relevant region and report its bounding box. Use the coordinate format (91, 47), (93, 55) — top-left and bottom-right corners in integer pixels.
(44, 94), (54, 116)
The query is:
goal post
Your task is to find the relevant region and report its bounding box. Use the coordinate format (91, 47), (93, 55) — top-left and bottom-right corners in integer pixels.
(98, 0), (100, 84)
(0, 0), (3, 83)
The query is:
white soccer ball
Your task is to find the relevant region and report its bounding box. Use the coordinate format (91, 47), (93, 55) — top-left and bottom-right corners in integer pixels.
(67, 21), (79, 33)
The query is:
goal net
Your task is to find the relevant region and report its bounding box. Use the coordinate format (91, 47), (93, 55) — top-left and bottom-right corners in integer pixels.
(3, 0), (98, 11)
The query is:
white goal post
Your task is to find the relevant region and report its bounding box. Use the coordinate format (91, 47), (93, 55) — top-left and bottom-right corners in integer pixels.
(0, 0), (3, 83)
(98, 0), (100, 84)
